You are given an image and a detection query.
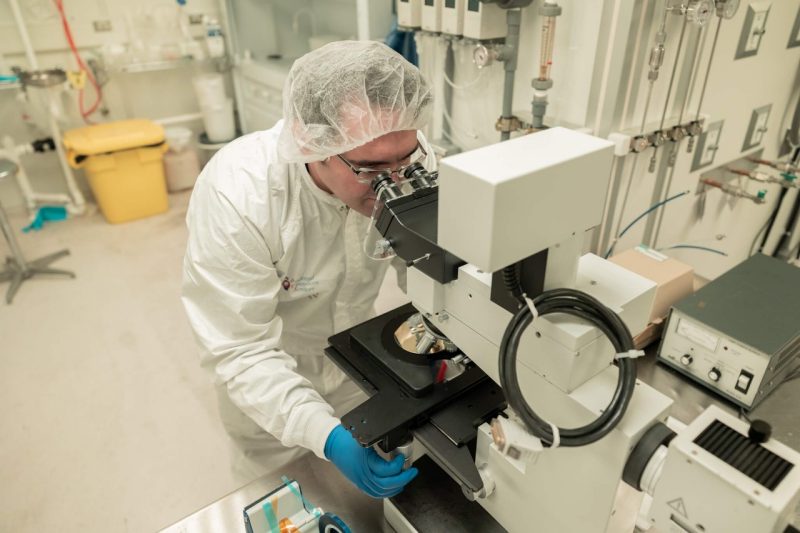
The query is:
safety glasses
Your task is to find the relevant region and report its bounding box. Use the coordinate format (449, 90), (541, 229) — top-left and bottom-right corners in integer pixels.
(335, 143), (427, 184)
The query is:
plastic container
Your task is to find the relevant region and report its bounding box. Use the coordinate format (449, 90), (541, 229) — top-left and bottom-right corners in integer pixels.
(201, 98), (236, 143)
(164, 148), (201, 192)
(164, 127), (200, 191)
(63, 119), (169, 224)
(192, 73), (226, 108)
(164, 127), (193, 151)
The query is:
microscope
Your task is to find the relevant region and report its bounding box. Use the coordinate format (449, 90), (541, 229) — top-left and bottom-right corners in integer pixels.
(324, 128), (800, 533)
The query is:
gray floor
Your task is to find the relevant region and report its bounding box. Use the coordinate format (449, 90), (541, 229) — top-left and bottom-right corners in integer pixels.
(0, 191), (408, 532)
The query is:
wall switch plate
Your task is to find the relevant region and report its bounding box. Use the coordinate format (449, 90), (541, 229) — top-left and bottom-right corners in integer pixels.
(93, 20), (112, 32)
(789, 6), (800, 48)
(692, 120), (724, 172)
(735, 2), (771, 59)
(742, 104), (772, 151)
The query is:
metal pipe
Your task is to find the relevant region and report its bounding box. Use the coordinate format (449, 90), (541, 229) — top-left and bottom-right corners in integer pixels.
(650, 16), (688, 172)
(8, 4), (85, 214)
(49, 115), (86, 213)
(9, 0), (39, 70)
(500, 9), (522, 141)
(694, 15), (722, 121)
(0, 200), (29, 269)
(443, 38), (455, 142)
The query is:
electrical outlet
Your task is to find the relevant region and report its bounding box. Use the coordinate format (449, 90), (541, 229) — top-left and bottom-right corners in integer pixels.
(742, 104), (772, 151)
(788, 6), (800, 48)
(692, 120), (724, 172)
(189, 14), (205, 25)
(735, 2), (771, 59)
(93, 20), (112, 32)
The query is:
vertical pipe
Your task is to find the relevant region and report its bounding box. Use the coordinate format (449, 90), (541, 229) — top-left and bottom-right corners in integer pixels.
(9, 0), (39, 70)
(356, 0), (370, 40)
(49, 115), (86, 212)
(500, 9), (522, 141)
(443, 39), (455, 141)
(694, 16), (722, 121)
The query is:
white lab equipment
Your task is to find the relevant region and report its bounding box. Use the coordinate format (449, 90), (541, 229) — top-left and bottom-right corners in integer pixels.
(462, 0), (507, 40)
(322, 128), (800, 533)
(421, 0), (443, 33)
(397, 0), (423, 28)
(441, 0), (466, 36)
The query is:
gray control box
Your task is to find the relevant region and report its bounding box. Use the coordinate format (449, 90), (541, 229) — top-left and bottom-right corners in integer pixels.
(658, 254), (800, 409)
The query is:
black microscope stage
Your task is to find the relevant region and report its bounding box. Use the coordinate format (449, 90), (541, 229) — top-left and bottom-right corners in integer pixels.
(325, 304), (507, 493)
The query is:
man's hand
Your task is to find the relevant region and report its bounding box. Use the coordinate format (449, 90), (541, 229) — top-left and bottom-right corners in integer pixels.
(324, 425), (418, 498)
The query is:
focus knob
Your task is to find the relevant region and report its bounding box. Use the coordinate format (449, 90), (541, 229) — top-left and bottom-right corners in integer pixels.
(748, 420), (772, 443)
(708, 367), (721, 382)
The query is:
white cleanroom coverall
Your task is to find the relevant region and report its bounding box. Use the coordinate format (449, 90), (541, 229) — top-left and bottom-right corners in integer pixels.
(182, 121), (436, 477)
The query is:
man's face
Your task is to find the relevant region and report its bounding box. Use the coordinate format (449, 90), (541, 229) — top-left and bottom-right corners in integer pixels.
(307, 130), (419, 217)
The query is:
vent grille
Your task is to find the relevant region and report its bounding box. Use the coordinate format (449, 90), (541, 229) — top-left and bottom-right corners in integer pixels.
(694, 420), (794, 491)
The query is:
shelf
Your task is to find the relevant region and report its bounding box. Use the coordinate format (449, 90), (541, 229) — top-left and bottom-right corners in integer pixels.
(114, 57), (220, 74)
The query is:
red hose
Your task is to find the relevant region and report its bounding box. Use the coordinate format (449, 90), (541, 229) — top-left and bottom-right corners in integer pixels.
(53, 0), (103, 123)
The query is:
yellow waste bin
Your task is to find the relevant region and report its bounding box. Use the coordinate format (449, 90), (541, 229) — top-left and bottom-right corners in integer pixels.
(64, 119), (169, 224)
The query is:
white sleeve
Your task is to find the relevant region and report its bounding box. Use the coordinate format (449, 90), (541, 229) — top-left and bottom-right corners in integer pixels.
(181, 176), (339, 459)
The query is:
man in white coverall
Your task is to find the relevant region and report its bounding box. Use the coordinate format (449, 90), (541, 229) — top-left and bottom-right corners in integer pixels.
(182, 41), (436, 498)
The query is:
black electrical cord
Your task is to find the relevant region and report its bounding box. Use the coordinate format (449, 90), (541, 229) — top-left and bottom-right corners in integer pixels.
(498, 288), (637, 447)
(502, 262), (524, 302)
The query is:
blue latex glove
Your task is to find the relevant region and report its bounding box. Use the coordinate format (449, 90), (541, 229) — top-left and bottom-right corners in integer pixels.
(324, 425), (418, 498)
(22, 206), (68, 232)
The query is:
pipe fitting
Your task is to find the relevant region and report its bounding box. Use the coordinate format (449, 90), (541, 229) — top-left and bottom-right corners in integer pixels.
(538, 3), (562, 17)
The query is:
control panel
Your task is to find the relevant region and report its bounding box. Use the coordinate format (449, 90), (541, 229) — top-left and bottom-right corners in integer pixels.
(658, 311), (769, 408)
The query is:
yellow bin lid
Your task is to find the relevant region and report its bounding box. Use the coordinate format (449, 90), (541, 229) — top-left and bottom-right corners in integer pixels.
(63, 119), (165, 156)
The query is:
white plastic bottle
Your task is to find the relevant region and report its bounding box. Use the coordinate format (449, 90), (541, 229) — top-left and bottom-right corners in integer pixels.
(205, 17), (226, 59)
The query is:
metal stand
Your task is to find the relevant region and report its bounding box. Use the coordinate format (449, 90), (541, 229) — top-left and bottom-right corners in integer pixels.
(0, 158), (74, 304)
(0, 250), (75, 304)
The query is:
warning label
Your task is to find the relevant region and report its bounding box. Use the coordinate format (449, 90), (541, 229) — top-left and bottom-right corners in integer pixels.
(667, 498), (688, 518)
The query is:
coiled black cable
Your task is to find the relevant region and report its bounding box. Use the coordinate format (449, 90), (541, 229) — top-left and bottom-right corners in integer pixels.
(498, 288), (637, 447)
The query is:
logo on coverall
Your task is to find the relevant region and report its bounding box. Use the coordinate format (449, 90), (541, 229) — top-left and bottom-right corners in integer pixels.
(281, 276), (320, 299)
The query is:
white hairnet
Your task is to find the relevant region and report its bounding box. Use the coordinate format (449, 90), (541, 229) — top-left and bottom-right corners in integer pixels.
(277, 41), (433, 163)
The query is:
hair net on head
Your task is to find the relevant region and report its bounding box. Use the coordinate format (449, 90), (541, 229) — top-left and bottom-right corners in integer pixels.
(277, 40), (433, 163)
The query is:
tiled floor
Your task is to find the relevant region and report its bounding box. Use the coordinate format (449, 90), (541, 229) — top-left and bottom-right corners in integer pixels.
(0, 191), (408, 532)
